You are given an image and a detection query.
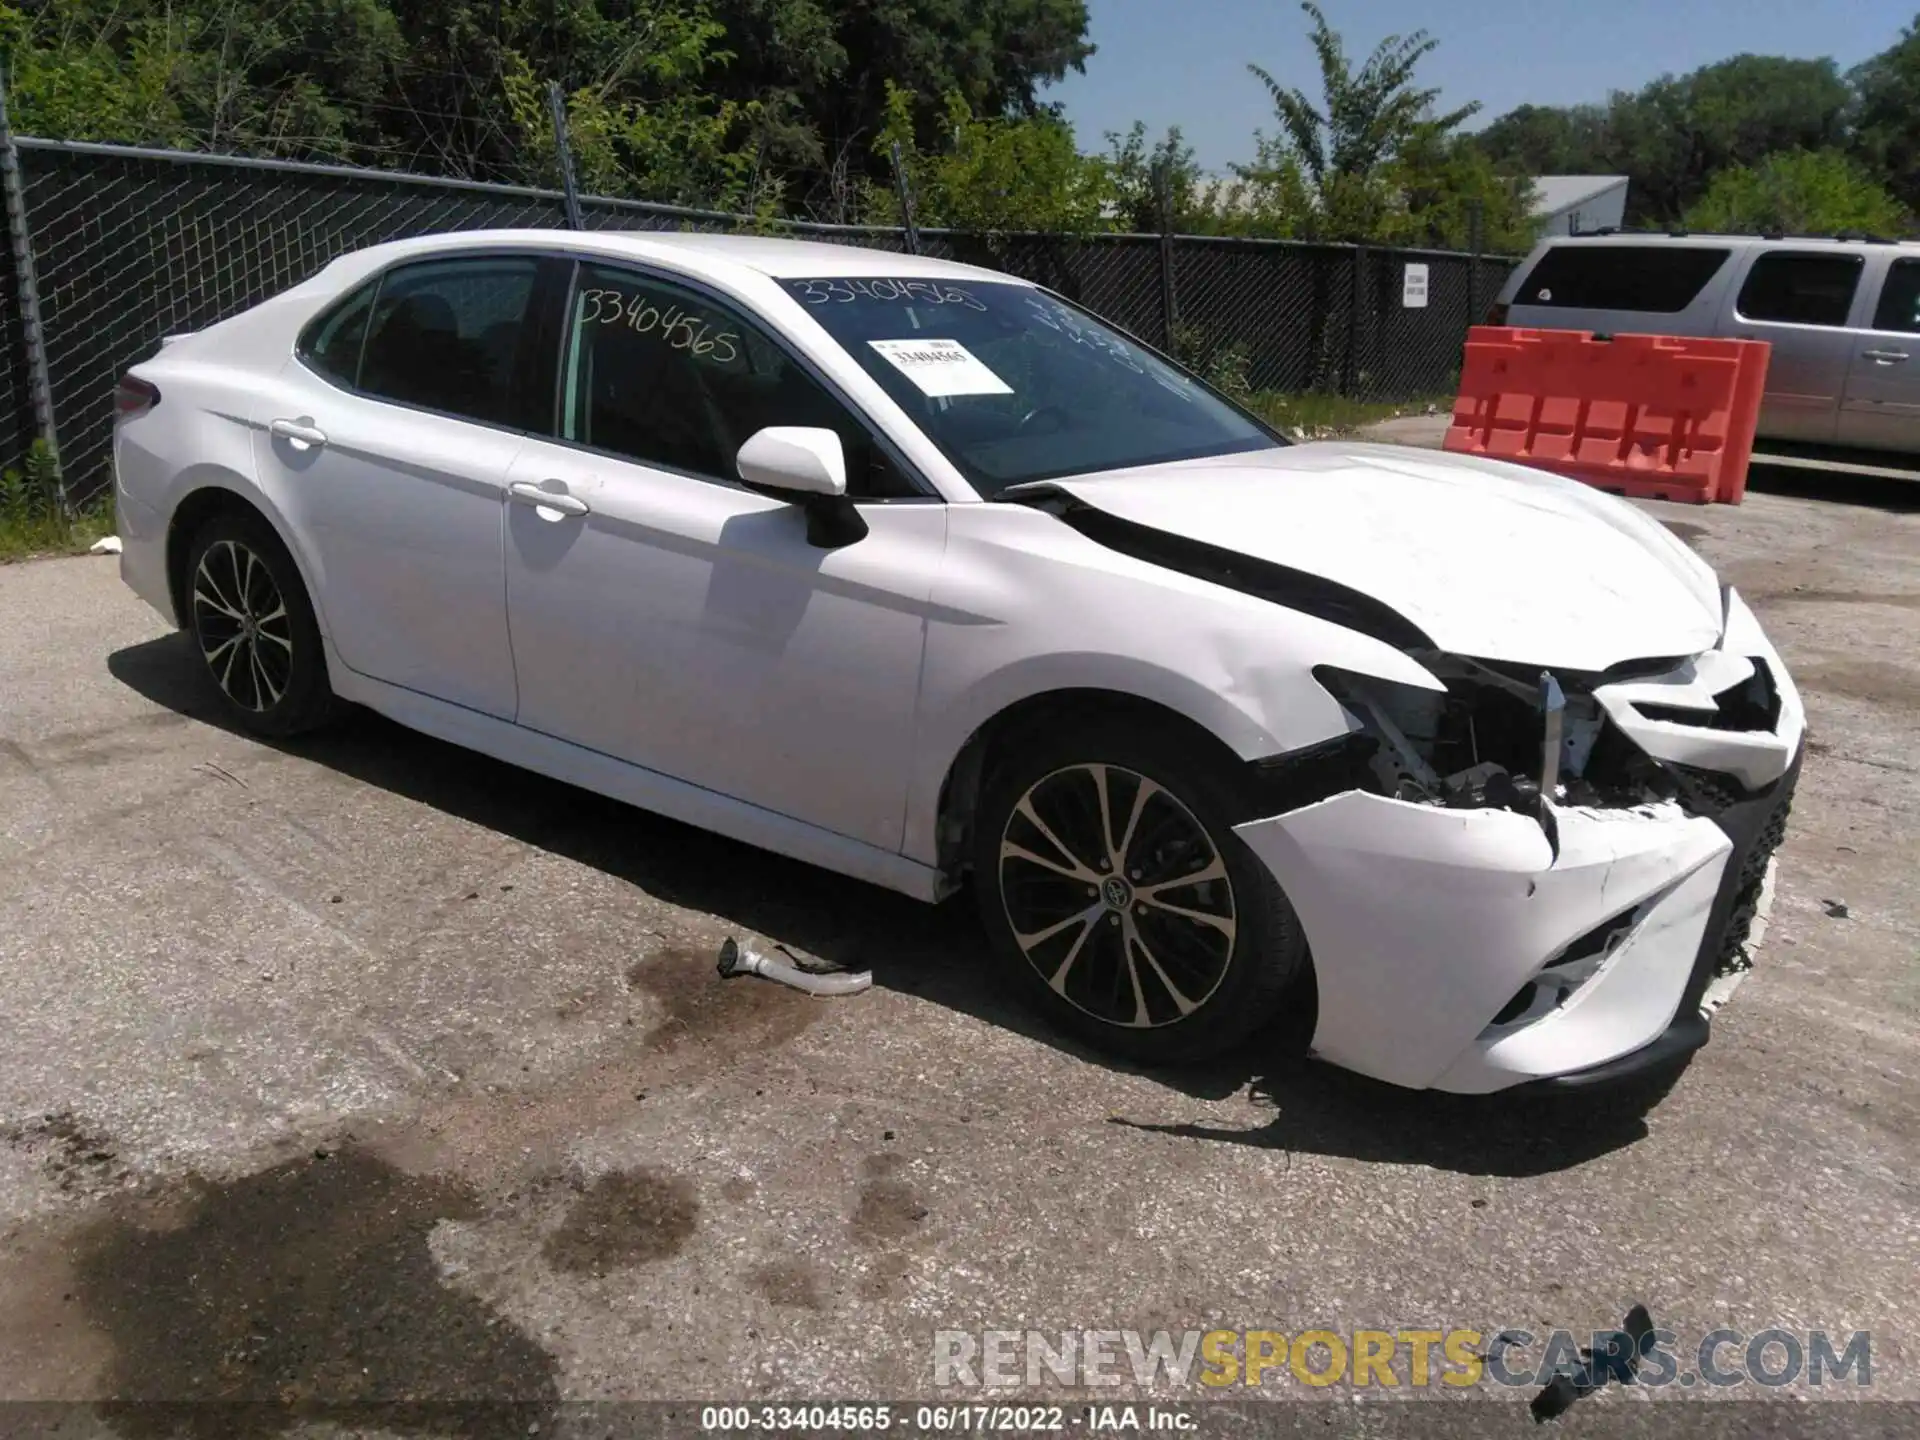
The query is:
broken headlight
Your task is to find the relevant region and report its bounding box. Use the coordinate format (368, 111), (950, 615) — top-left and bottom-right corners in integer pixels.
(1314, 657), (1665, 824)
(1313, 665), (1552, 820)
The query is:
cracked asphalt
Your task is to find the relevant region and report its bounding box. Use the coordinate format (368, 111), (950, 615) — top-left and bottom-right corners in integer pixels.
(0, 461), (1915, 1436)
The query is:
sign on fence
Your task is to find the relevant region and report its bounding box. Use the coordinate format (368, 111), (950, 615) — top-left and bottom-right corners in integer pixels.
(1402, 263), (1430, 309)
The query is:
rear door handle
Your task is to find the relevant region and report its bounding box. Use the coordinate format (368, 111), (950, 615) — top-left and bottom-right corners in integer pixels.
(268, 417), (328, 449)
(508, 480), (590, 517)
(1862, 349), (1911, 364)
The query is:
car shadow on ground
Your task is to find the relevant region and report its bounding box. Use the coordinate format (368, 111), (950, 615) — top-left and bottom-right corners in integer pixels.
(1746, 462), (1920, 512)
(109, 631), (1659, 1178)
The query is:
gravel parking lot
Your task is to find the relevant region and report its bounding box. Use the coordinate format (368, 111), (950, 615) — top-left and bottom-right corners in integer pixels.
(0, 465), (1915, 1433)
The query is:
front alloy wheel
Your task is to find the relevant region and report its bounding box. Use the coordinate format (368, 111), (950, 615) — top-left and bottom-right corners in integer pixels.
(972, 716), (1307, 1065)
(998, 763), (1237, 1029)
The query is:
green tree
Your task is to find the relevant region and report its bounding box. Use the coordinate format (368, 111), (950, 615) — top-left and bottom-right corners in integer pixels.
(0, 0), (402, 157)
(702, 0), (1095, 210)
(1471, 102), (1610, 177)
(1384, 127), (1537, 251)
(1851, 17), (1920, 214)
(871, 81), (1114, 232)
(1686, 149), (1907, 236)
(1241, 2), (1480, 241)
(1474, 53), (1855, 226)
(1102, 122), (1207, 232)
(1249, 1), (1478, 192)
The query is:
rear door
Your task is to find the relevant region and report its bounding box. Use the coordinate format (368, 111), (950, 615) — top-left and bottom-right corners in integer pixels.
(1839, 253), (1920, 454)
(1718, 249), (1868, 444)
(250, 252), (562, 718)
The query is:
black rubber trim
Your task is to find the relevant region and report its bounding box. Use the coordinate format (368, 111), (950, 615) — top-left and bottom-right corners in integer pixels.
(1674, 744), (1803, 1017)
(1509, 1012), (1710, 1094)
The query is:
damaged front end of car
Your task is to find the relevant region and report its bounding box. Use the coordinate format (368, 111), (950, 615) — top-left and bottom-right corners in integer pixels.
(1233, 625), (1803, 1094)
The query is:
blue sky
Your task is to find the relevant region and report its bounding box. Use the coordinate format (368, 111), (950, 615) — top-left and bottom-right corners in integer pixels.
(1046, 0), (1915, 172)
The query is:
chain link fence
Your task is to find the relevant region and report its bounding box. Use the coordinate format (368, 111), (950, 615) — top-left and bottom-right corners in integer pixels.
(0, 137), (1515, 501)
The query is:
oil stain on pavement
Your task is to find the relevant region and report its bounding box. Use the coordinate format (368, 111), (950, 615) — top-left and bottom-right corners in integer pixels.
(70, 1146), (557, 1438)
(749, 1258), (826, 1310)
(627, 945), (818, 1055)
(541, 1169), (699, 1273)
(850, 1153), (928, 1245)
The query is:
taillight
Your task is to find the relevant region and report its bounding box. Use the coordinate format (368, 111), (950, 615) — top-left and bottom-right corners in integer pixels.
(1485, 302), (1510, 326)
(115, 374), (160, 419)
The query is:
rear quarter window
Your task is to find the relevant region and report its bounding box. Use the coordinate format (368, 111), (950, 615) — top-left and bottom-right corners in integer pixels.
(1513, 245), (1732, 314)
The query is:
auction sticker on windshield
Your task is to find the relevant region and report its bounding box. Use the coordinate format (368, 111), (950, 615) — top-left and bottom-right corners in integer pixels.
(868, 338), (1013, 398)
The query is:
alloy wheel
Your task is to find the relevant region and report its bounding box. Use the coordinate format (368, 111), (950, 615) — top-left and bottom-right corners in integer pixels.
(997, 763), (1238, 1028)
(192, 539), (294, 713)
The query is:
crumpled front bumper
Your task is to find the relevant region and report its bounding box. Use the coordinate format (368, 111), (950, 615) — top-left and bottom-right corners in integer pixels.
(1235, 795), (1734, 1092)
(1231, 585), (1804, 1094)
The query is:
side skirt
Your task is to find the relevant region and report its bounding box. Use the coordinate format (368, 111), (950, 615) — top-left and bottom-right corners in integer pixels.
(328, 646), (947, 905)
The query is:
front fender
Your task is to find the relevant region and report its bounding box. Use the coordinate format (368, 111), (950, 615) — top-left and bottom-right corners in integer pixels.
(900, 503), (1442, 867)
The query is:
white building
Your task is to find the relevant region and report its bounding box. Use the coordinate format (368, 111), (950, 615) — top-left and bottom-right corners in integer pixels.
(1529, 175), (1631, 236)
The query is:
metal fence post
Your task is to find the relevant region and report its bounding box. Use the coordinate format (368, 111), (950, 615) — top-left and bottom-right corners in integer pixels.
(889, 142), (922, 256)
(1466, 198), (1485, 328)
(0, 65), (65, 510)
(546, 81), (584, 231)
(1342, 244), (1366, 398)
(1154, 158), (1180, 352)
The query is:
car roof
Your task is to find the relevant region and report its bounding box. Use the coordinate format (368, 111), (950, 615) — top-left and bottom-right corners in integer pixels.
(1537, 232), (1920, 253)
(332, 228), (1025, 287)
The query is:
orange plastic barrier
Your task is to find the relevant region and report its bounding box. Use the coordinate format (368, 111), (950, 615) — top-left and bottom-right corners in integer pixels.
(1444, 327), (1771, 505)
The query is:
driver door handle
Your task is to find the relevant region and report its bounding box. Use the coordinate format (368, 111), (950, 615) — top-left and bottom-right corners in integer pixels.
(268, 417), (328, 449)
(508, 480), (590, 517)
(1862, 349), (1910, 364)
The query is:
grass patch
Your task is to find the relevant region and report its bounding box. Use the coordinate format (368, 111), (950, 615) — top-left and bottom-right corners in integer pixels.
(0, 495), (115, 562)
(1, 441), (115, 562)
(1248, 392), (1451, 439)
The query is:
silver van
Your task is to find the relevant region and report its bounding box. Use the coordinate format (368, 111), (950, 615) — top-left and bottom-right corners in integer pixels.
(1490, 234), (1920, 456)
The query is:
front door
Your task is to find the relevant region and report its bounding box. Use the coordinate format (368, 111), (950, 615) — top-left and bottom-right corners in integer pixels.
(1724, 249), (1866, 445)
(1840, 255), (1920, 454)
(502, 261), (947, 852)
(250, 253), (555, 718)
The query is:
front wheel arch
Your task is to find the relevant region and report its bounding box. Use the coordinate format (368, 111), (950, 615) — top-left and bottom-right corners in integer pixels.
(933, 688), (1251, 886)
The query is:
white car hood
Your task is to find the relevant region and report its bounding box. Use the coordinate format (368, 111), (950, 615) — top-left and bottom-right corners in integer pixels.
(1040, 441), (1725, 672)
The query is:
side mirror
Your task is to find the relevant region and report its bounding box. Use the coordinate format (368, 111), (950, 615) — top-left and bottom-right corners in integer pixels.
(737, 426), (847, 498)
(736, 426), (868, 549)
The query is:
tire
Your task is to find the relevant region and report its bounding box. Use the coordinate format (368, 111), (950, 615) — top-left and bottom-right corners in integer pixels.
(182, 509), (337, 737)
(971, 714), (1309, 1066)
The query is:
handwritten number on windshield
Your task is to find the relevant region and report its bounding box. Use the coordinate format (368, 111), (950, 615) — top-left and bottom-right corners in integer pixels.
(790, 278), (988, 311)
(1024, 297), (1148, 374)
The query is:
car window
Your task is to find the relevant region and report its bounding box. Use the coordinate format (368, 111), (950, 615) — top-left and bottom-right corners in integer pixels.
(559, 264), (920, 498)
(356, 257), (540, 426)
(1871, 258), (1920, 334)
(1736, 253), (1863, 327)
(299, 282), (378, 387)
(783, 277), (1279, 495)
(1512, 245), (1731, 313)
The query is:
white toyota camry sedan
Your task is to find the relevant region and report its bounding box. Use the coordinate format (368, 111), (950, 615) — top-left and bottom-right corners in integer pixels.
(112, 229), (1804, 1093)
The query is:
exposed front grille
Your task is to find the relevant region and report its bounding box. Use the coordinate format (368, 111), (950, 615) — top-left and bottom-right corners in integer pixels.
(1673, 757), (1800, 1000)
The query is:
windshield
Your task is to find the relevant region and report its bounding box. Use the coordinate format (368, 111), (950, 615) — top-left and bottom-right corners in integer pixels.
(781, 277), (1282, 495)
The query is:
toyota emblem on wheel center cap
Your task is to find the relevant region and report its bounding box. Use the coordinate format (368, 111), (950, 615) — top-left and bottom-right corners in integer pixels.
(1102, 876), (1133, 910)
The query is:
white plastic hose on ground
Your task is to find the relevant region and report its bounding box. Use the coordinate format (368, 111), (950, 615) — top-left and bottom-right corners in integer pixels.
(715, 937), (873, 997)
